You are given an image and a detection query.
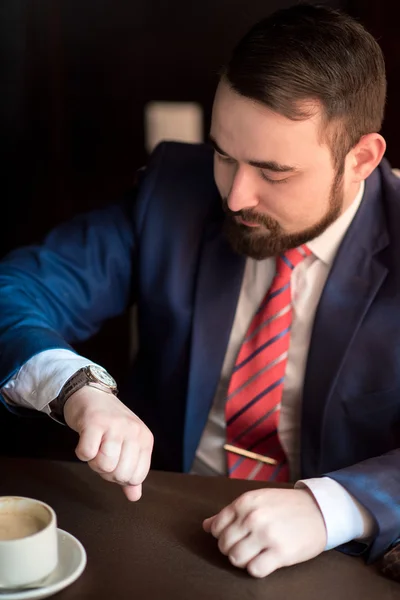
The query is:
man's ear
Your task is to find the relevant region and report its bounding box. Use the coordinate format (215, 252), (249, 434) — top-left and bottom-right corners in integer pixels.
(349, 133), (386, 182)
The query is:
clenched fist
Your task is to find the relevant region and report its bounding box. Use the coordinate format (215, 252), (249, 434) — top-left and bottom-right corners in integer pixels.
(203, 488), (327, 578)
(64, 387), (154, 501)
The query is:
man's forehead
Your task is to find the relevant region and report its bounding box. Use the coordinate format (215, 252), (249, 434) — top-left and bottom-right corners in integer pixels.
(213, 79), (322, 119)
(211, 83), (328, 165)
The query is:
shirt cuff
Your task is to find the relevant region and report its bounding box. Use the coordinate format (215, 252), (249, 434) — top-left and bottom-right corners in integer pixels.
(295, 476), (376, 550)
(1, 349), (98, 413)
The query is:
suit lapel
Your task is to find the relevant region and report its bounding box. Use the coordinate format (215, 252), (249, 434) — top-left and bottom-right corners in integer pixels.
(184, 220), (245, 471)
(302, 167), (389, 474)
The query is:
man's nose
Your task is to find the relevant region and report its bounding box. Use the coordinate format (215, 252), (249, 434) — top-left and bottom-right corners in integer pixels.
(226, 168), (259, 213)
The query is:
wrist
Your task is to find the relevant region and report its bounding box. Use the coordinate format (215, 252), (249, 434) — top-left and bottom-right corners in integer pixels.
(49, 365), (117, 425)
(296, 477), (372, 550)
(297, 487), (328, 546)
(64, 386), (99, 424)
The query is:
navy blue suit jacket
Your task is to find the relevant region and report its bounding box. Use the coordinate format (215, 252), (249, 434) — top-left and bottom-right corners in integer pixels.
(1, 142), (400, 562)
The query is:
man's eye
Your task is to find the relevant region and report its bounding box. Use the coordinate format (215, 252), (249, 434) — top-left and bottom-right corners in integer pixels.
(216, 152), (236, 164)
(260, 171), (289, 184)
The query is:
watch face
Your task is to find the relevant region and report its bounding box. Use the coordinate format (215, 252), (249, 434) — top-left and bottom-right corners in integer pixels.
(89, 366), (117, 388)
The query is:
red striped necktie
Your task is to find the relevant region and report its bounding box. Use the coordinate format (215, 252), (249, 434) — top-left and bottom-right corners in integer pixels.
(225, 244), (312, 482)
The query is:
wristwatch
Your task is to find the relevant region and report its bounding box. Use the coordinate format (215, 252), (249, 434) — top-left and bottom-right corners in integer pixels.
(49, 365), (118, 424)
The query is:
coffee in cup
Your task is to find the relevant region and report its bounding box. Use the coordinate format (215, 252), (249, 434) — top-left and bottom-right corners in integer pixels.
(0, 511), (46, 541)
(0, 497), (58, 589)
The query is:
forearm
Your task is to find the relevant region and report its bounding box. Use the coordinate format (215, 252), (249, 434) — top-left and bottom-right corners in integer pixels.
(0, 201), (135, 388)
(296, 477), (376, 550)
(325, 450), (400, 561)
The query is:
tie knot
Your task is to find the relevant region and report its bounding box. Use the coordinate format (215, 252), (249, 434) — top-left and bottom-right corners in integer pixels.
(276, 244), (311, 282)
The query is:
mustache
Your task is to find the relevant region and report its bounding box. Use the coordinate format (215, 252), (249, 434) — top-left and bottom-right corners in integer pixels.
(221, 198), (281, 231)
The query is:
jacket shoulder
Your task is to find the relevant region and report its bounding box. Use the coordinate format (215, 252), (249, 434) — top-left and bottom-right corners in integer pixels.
(134, 142), (220, 230)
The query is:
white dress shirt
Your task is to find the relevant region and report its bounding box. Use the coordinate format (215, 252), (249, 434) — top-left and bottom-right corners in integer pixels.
(192, 183), (366, 481)
(2, 180), (374, 550)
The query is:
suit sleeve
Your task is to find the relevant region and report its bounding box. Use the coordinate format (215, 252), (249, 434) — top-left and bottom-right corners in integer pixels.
(326, 450), (400, 562)
(0, 193), (136, 394)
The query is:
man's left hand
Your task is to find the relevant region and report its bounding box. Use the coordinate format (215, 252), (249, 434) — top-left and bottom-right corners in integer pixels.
(203, 488), (327, 578)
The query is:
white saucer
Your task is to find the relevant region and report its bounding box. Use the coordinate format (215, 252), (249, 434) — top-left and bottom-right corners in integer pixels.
(0, 529), (87, 600)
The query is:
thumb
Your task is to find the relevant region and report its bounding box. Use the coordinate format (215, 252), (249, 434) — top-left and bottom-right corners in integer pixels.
(202, 516), (216, 533)
(122, 484), (143, 502)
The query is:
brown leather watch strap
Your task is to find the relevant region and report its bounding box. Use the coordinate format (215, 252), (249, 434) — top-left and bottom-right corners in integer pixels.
(49, 366), (117, 424)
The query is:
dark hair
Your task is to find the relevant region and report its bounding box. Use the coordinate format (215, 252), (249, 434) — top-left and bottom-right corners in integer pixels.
(224, 3), (386, 168)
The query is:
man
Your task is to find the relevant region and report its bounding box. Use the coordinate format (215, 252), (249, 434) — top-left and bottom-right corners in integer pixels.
(0, 3), (399, 579)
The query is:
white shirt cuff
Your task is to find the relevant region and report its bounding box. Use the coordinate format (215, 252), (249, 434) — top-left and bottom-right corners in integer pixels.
(1, 349), (98, 414)
(295, 476), (376, 550)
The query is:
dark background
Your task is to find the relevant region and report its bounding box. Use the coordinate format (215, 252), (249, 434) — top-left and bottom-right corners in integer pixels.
(0, 0), (398, 459)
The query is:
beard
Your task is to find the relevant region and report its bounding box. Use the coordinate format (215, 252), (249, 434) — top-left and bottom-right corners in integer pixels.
(222, 166), (345, 260)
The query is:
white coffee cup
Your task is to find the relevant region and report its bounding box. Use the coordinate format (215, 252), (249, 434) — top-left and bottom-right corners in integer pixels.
(0, 496), (58, 589)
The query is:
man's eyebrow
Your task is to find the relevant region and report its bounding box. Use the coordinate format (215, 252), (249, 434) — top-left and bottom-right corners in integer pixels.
(248, 159), (297, 173)
(208, 135), (297, 173)
(209, 135), (229, 157)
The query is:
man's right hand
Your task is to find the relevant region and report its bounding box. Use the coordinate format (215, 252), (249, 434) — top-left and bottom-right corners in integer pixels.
(63, 387), (154, 501)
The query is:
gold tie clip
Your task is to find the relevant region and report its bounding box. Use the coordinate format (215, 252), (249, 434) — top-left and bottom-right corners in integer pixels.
(223, 444), (278, 466)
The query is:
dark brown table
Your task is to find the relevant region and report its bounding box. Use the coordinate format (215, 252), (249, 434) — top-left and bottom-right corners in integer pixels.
(1, 458), (399, 599)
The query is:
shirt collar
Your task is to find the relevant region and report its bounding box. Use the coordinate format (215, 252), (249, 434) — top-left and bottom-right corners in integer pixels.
(307, 180), (365, 266)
